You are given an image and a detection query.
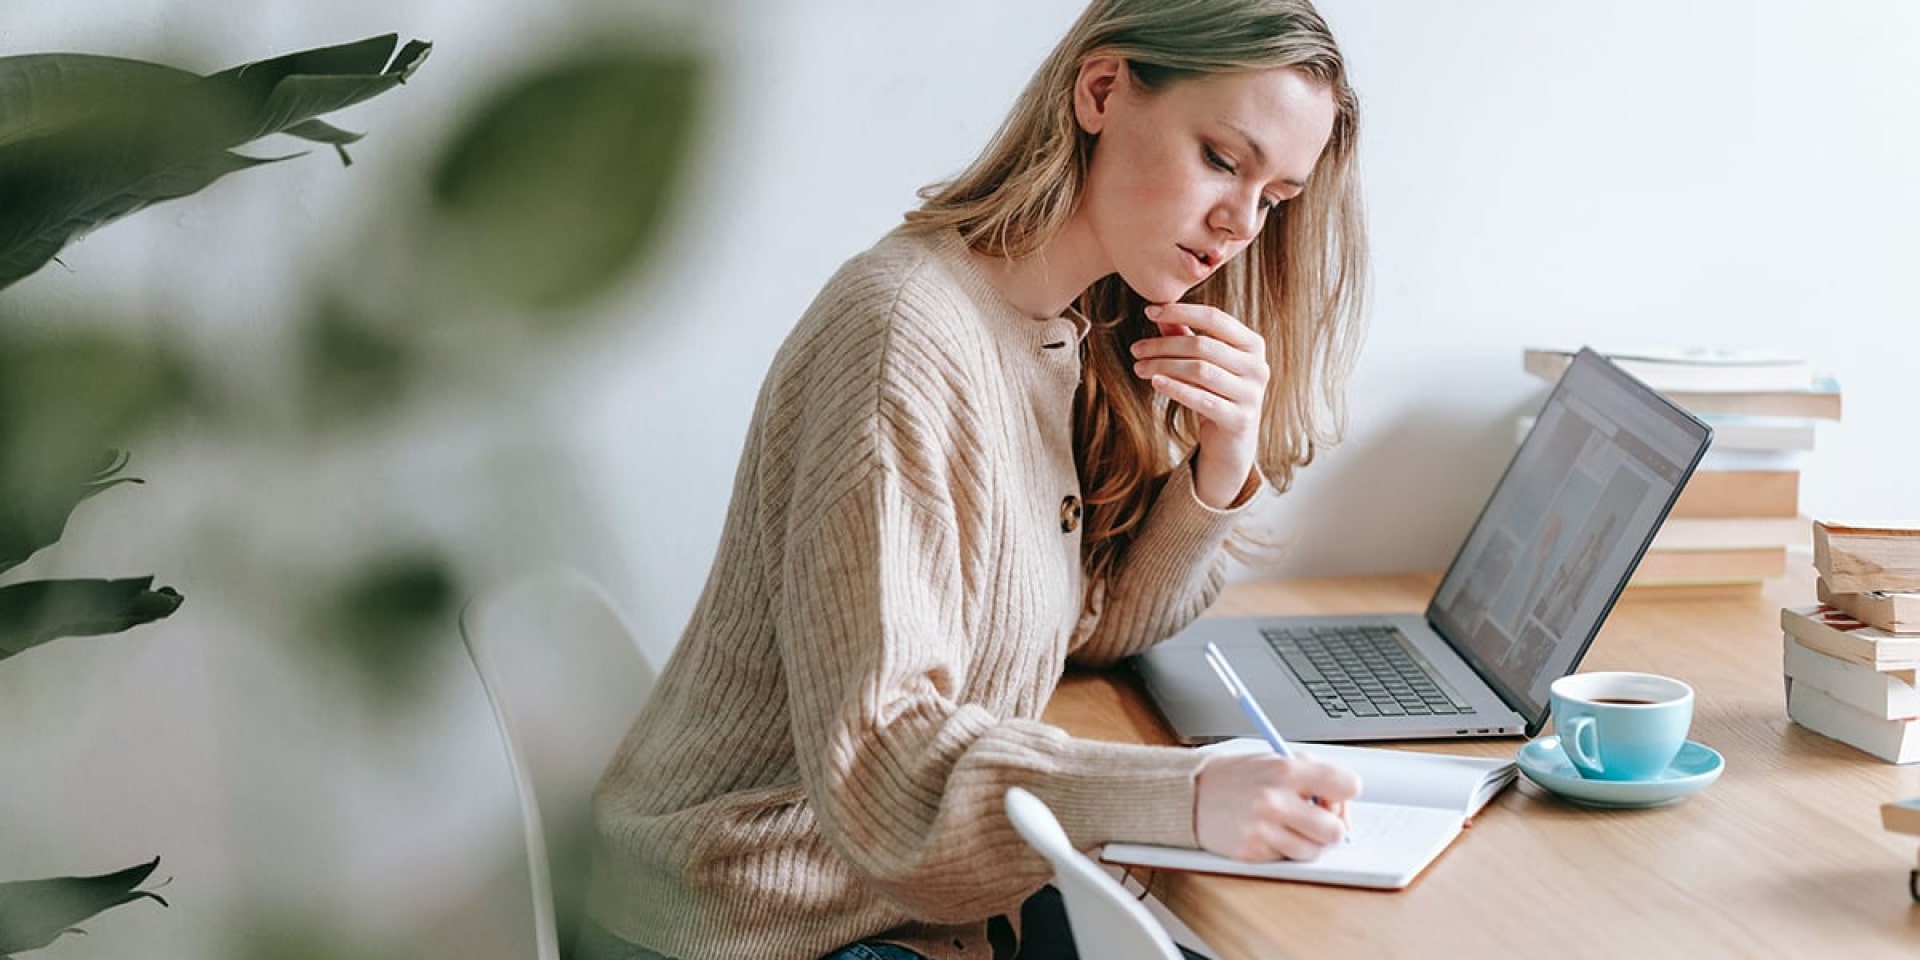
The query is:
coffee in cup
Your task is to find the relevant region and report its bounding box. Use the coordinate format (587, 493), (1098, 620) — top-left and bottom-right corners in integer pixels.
(1549, 672), (1693, 781)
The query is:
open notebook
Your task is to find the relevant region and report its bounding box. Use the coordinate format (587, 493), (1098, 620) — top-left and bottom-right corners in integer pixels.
(1100, 739), (1516, 890)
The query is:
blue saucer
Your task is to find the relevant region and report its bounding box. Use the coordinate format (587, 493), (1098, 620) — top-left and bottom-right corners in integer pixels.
(1515, 736), (1724, 808)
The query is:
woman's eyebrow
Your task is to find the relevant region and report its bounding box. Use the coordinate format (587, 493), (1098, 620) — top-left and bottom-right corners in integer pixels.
(1224, 121), (1305, 189)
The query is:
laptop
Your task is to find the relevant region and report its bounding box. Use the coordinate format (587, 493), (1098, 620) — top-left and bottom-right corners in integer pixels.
(1134, 348), (1713, 743)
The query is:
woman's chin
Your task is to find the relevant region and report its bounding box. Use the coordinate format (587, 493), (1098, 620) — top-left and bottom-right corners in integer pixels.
(1118, 274), (1195, 306)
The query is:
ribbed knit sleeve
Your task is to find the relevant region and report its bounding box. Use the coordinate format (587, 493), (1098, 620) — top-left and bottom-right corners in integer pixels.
(1068, 462), (1265, 667)
(779, 481), (1207, 921)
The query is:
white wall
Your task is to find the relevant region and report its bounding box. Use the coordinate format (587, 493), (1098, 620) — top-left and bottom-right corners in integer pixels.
(3, 2), (1916, 958)
(583, 0), (1920, 666)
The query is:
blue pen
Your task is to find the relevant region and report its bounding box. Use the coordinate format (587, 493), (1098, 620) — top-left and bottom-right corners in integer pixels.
(1203, 641), (1351, 842)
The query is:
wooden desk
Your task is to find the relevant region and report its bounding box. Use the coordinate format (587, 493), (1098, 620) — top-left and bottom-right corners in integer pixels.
(1044, 569), (1920, 959)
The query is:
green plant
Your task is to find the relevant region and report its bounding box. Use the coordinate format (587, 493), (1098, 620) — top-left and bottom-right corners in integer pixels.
(0, 22), (706, 953)
(0, 33), (428, 952)
(0, 32), (430, 291)
(0, 859), (168, 960)
(0, 450), (180, 663)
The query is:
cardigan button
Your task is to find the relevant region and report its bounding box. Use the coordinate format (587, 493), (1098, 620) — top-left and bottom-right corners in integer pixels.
(1060, 494), (1082, 533)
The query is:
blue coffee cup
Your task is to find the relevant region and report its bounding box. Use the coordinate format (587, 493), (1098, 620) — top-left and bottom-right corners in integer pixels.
(1549, 672), (1693, 781)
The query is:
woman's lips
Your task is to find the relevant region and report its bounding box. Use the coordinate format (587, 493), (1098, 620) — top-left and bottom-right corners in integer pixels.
(1179, 245), (1217, 280)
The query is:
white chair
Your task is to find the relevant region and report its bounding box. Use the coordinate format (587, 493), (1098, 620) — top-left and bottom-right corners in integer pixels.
(1004, 787), (1184, 960)
(460, 568), (656, 960)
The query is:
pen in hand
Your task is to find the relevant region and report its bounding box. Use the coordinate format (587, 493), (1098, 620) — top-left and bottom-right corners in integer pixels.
(1203, 641), (1352, 844)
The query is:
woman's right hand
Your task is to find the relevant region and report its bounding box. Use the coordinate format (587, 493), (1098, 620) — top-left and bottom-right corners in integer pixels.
(1193, 752), (1362, 862)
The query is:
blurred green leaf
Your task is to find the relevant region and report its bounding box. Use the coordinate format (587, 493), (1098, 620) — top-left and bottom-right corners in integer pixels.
(0, 449), (140, 575)
(201, 35), (430, 146)
(0, 576), (183, 663)
(294, 293), (419, 426)
(428, 47), (702, 311)
(0, 857), (168, 954)
(336, 554), (452, 628)
(317, 552), (454, 708)
(0, 333), (193, 539)
(0, 34), (431, 290)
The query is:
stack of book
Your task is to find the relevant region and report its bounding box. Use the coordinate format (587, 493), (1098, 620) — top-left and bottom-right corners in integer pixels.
(1522, 346), (1840, 588)
(1882, 798), (1920, 902)
(1781, 522), (1920, 763)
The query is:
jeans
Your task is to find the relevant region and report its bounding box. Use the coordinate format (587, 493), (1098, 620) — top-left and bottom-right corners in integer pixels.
(574, 885), (1210, 960)
(575, 920), (923, 960)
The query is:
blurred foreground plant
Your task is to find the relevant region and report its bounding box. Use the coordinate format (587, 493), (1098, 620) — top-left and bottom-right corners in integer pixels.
(0, 858), (168, 958)
(0, 32), (430, 290)
(1, 20), (708, 956)
(0, 451), (182, 662)
(0, 31), (428, 953)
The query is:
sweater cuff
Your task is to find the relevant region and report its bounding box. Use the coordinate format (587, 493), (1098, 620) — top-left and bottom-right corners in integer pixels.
(1124, 460), (1259, 575)
(1034, 739), (1206, 849)
(1179, 457), (1267, 517)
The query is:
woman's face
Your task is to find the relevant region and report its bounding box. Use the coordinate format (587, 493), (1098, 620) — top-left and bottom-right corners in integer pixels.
(1073, 60), (1337, 304)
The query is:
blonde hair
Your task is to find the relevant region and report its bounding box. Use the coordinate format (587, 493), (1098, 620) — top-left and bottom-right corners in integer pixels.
(908, 0), (1368, 583)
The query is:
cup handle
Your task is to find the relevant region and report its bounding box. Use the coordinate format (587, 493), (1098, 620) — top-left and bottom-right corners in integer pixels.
(1562, 715), (1604, 776)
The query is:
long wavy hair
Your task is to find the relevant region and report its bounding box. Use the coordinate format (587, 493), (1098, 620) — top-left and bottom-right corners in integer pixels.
(907, 0), (1369, 584)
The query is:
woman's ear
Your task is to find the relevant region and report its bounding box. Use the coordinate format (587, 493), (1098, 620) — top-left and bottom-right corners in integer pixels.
(1072, 54), (1126, 135)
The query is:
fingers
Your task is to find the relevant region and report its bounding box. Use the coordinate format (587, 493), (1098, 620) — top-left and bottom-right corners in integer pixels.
(1144, 373), (1258, 436)
(1258, 789), (1351, 858)
(1194, 753), (1364, 863)
(1145, 302), (1261, 351)
(1292, 751), (1364, 803)
(1131, 303), (1268, 416)
(1135, 305), (1262, 371)
(1134, 301), (1272, 507)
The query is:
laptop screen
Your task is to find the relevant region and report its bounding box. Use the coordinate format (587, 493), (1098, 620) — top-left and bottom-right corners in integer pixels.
(1428, 349), (1711, 723)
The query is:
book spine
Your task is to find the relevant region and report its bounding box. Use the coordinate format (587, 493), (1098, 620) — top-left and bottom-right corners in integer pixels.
(1813, 526), (1920, 594)
(1699, 416), (1817, 452)
(1669, 469), (1799, 519)
(1783, 634), (1920, 719)
(1522, 350), (1571, 385)
(1816, 578), (1920, 635)
(1787, 682), (1920, 763)
(1664, 383), (1843, 421)
(1779, 607), (1889, 669)
(1631, 547), (1785, 586)
(1650, 516), (1809, 551)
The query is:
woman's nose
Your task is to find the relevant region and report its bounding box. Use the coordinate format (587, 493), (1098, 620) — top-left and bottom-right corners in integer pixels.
(1210, 192), (1262, 241)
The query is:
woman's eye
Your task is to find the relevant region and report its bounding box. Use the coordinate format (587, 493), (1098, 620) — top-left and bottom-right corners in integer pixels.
(1203, 145), (1235, 174)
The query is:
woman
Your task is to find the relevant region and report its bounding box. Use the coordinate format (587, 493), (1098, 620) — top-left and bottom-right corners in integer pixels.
(581, 1), (1369, 957)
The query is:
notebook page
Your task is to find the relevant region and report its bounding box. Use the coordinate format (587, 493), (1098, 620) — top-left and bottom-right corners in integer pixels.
(1200, 738), (1515, 815)
(1102, 800), (1466, 890)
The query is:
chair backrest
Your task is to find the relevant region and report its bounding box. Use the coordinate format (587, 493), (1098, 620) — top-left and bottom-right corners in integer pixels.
(1003, 787), (1184, 960)
(460, 568), (655, 960)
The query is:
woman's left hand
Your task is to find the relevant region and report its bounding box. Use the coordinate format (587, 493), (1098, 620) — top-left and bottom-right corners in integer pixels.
(1130, 302), (1269, 508)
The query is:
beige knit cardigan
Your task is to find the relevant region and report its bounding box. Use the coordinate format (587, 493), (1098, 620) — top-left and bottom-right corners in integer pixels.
(585, 226), (1260, 960)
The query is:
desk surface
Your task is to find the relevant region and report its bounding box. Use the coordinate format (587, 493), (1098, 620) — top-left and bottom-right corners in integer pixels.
(1043, 568), (1920, 960)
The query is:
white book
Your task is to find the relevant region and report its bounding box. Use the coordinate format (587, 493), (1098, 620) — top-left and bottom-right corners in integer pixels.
(1651, 515), (1809, 552)
(1523, 346), (1815, 393)
(1696, 446), (1808, 471)
(1699, 415), (1818, 452)
(1100, 739), (1515, 890)
(1516, 414), (1814, 457)
(1787, 682), (1920, 764)
(1817, 578), (1920, 635)
(1782, 633), (1920, 720)
(1780, 605), (1920, 671)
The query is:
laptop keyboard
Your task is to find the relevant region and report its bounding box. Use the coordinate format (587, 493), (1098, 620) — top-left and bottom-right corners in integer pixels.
(1261, 624), (1474, 719)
